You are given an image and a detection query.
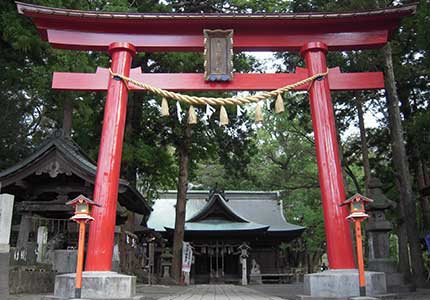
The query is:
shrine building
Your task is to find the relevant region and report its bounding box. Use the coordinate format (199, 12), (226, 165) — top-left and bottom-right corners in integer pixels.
(148, 189), (304, 284)
(0, 132), (152, 293)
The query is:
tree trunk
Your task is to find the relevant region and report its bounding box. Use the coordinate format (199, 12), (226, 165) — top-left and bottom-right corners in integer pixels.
(396, 182), (411, 279)
(416, 158), (430, 231)
(383, 43), (425, 286)
(356, 94), (371, 195)
(171, 125), (192, 283)
(62, 96), (73, 138)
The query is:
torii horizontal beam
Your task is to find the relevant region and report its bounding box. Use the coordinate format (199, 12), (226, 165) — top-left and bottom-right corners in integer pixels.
(45, 29), (389, 52)
(53, 67), (384, 91)
(16, 2), (415, 52)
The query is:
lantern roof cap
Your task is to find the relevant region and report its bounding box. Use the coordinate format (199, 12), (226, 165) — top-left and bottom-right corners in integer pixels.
(66, 194), (101, 207)
(340, 193), (374, 206)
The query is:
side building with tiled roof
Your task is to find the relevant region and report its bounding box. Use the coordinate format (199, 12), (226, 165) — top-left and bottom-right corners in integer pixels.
(0, 131), (152, 292)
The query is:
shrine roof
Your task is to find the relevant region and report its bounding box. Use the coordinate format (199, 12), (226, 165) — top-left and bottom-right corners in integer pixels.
(164, 220), (270, 233)
(16, 2), (416, 51)
(148, 190), (304, 238)
(0, 132), (151, 215)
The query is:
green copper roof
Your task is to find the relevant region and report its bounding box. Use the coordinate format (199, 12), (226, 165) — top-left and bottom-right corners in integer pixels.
(164, 219), (269, 232)
(148, 190), (304, 237)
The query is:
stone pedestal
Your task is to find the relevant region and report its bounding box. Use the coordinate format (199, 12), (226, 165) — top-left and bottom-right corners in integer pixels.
(45, 271), (143, 300)
(367, 258), (397, 274)
(299, 270), (387, 299)
(51, 250), (77, 274)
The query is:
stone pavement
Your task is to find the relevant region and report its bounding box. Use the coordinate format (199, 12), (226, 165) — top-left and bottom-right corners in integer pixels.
(7, 285), (285, 300)
(7, 283), (430, 300)
(147, 284), (285, 300)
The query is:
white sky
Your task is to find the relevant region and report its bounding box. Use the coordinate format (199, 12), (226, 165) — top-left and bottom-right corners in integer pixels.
(247, 51), (381, 139)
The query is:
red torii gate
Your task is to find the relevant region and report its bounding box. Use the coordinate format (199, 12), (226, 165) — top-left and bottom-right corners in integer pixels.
(17, 2), (415, 272)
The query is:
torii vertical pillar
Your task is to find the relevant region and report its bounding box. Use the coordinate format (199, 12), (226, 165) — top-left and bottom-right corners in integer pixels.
(86, 42), (136, 271)
(50, 42), (140, 299)
(299, 42), (386, 299)
(300, 42), (355, 269)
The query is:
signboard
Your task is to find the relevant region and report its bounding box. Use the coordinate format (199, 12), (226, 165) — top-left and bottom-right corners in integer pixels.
(203, 29), (233, 82)
(182, 242), (193, 273)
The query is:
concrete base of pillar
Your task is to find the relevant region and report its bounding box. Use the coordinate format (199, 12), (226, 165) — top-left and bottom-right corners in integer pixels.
(46, 271), (141, 300)
(299, 269), (387, 299)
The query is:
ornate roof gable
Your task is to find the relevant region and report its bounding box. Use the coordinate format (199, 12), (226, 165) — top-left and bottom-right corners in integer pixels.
(187, 192), (248, 223)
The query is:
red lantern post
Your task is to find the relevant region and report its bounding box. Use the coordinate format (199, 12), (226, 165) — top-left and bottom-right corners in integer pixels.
(340, 194), (373, 296)
(66, 195), (100, 299)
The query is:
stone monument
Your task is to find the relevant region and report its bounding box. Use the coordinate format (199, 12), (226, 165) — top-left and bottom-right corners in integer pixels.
(37, 226), (49, 263)
(0, 194), (15, 299)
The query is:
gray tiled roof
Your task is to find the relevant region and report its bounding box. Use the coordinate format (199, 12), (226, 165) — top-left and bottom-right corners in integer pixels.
(148, 190), (304, 233)
(0, 133), (151, 214)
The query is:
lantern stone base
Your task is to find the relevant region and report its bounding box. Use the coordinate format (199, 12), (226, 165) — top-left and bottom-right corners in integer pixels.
(297, 269), (387, 299)
(44, 271), (143, 300)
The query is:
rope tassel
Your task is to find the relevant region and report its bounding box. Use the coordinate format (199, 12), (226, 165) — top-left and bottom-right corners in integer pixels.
(275, 93), (285, 114)
(188, 105), (197, 125)
(220, 106), (229, 125)
(255, 102), (263, 123)
(161, 97), (169, 117)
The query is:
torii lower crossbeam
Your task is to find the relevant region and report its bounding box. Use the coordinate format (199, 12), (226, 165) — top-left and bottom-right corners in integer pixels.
(52, 67), (384, 92)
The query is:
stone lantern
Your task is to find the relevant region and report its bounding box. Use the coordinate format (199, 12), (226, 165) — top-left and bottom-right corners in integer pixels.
(160, 248), (173, 284)
(366, 177), (396, 273)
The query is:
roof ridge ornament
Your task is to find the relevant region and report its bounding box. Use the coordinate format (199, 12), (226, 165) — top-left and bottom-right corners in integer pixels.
(208, 184), (226, 200)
